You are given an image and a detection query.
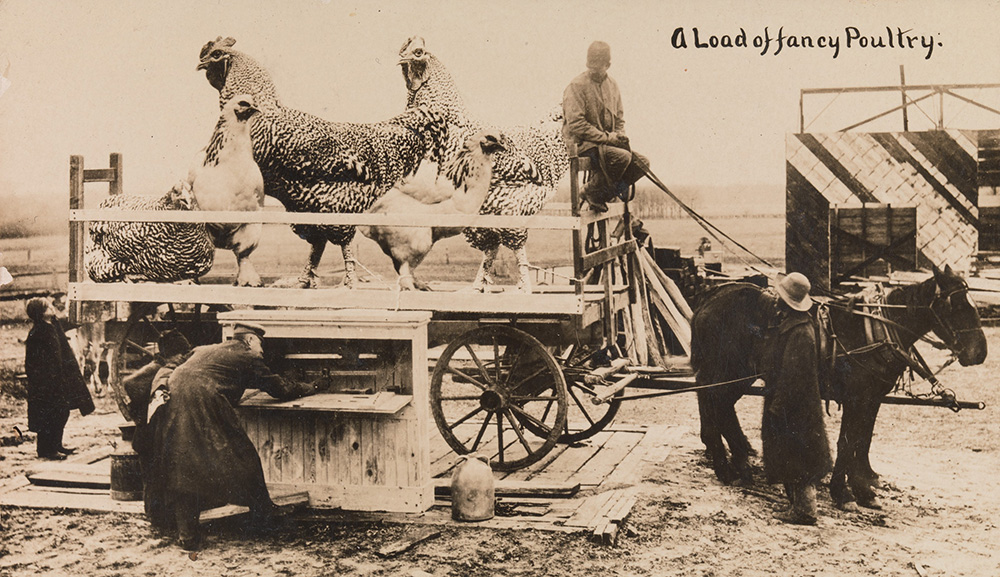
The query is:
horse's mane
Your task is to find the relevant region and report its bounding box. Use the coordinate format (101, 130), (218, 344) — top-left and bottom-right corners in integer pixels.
(886, 274), (938, 309)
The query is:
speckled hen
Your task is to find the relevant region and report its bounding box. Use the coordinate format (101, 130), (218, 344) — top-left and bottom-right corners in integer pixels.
(85, 182), (214, 283)
(398, 36), (570, 293)
(197, 37), (447, 287)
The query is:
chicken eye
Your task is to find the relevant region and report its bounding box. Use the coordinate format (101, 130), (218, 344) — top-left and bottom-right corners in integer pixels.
(413, 48), (424, 56)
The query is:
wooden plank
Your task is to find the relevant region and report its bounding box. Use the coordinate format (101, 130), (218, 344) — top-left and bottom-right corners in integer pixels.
(239, 391), (412, 414)
(68, 155), (85, 324)
(346, 417), (363, 488)
(581, 240), (637, 271)
(199, 491), (309, 523)
(26, 467), (111, 490)
(639, 250), (694, 321)
(591, 519), (620, 546)
(587, 490), (626, 531)
(71, 208), (581, 230)
(0, 487), (144, 514)
(638, 254), (691, 353)
(501, 443), (570, 483)
(82, 168), (117, 182)
(604, 425), (683, 486)
(528, 431), (612, 484)
(432, 477), (579, 498)
(573, 431), (644, 486)
(70, 282), (591, 316)
(108, 153), (123, 195)
(563, 490), (620, 528)
(606, 489), (639, 522)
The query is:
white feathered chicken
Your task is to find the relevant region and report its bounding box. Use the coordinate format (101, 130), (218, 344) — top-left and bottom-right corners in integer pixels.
(187, 94), (265, 286)
(398, 36), (570, 293)
(360, 131), (506, 290)
(85, 182), (214, 283)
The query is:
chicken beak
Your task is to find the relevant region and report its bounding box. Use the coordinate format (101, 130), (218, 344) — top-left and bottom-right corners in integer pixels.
(196, 60), (210, 70)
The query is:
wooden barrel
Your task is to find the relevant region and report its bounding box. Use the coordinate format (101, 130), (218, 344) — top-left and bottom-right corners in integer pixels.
(110, 448), (143, 501)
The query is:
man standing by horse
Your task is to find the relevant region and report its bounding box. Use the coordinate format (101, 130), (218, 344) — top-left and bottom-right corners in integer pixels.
(761, 272), (832, 525)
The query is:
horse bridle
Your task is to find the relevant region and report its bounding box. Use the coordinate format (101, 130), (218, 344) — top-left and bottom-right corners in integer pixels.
(926, 284), (982, 355)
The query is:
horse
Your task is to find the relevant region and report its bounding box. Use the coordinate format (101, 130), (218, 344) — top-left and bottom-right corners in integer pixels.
(690, 265), (987, 510)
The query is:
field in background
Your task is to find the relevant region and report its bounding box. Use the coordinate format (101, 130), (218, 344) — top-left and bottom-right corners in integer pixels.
(0, 211), (785, 302)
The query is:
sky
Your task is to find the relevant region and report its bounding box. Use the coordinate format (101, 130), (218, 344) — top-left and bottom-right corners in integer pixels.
(2, 0), (1000, 210)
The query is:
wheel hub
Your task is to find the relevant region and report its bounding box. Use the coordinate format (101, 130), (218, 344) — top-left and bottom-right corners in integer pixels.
(479, 389), (505, 412)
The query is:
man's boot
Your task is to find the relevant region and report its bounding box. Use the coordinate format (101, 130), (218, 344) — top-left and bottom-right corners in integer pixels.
(581, 178), (609, 213)
(774, 483), (818, 525)
(772, 483), (795, 513)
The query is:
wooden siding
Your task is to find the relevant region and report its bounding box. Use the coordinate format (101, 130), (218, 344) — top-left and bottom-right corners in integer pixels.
(786, 129), (995, 287)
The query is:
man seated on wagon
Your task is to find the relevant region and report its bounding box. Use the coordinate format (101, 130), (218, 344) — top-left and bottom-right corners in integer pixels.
(562, 41), (651, 213)
(761, 272), (832, 525)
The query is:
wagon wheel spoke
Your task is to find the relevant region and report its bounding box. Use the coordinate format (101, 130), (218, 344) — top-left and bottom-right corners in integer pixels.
(495, 412), (505, 465)
(508, 365), (550, 394)
(553, 347), (623, 444)
(464, 344), (494, 387)
(439, 394), (487, 402)
(567, 385), (599, 428)
(500, 342), (528, 389)
(431, 325), (567, 472)
(122, 338), (157, 359)
(448, 405), (487, 432)
(444, 365), (490, 391)
(511, 394), (560, 402)
(470, 412), (493, 452)
(509, 404), (553, 436)
(503, 408), (535, 455)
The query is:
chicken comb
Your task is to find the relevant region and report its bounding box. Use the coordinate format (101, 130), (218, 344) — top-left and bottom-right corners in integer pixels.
(200, 36), (237, 59)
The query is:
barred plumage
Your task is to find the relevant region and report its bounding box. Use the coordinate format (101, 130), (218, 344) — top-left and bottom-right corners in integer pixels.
(197, 37), (448, 287)
(85, 183), (214, 283)
(399, 36), (570, 292)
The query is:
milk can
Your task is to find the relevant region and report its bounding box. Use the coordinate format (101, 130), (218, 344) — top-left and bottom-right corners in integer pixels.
(110, 445), (143, 501)
(450, 454), (495, 521)
(110, 425), (143, 502)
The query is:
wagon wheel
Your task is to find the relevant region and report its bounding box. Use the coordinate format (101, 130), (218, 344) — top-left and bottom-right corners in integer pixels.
(555, 346), (624, 444)
(430, 325), (568, 472)
(108, 302), (218, 421)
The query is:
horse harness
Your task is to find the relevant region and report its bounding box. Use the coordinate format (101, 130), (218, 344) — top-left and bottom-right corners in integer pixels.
(817, 282), (972, 411)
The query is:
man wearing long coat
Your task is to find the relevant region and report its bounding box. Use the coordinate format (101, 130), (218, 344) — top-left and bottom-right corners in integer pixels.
(140, 323), (322, 550)
(23, 298), (94, 459)
(761, 273), (832, 525)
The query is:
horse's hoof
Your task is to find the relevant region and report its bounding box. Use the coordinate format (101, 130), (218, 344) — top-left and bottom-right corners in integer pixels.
(836, 500), (860, 512)
(857, 496), (882, 510)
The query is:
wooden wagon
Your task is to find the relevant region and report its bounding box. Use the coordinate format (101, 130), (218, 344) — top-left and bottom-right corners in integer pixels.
(66, 152), (693, 511)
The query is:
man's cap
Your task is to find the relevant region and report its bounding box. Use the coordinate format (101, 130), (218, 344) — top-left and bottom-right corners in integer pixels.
(232, 322), (266, 338)
(25, 298), (48, 322)
(157, 330), (192, 358)
(775, 272), (814, 312)
(587, 41), (611, 67)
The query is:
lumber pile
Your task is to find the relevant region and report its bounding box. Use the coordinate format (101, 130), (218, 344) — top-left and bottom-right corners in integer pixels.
(626, 248), (694, 365)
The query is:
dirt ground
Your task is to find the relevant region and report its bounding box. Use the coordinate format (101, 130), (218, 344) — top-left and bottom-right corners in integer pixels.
(1, 321), (998, 577)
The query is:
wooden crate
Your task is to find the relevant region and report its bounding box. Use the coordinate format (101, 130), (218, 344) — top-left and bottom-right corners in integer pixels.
(829, 204), (917, 284)
(220, 309), (434, 513)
